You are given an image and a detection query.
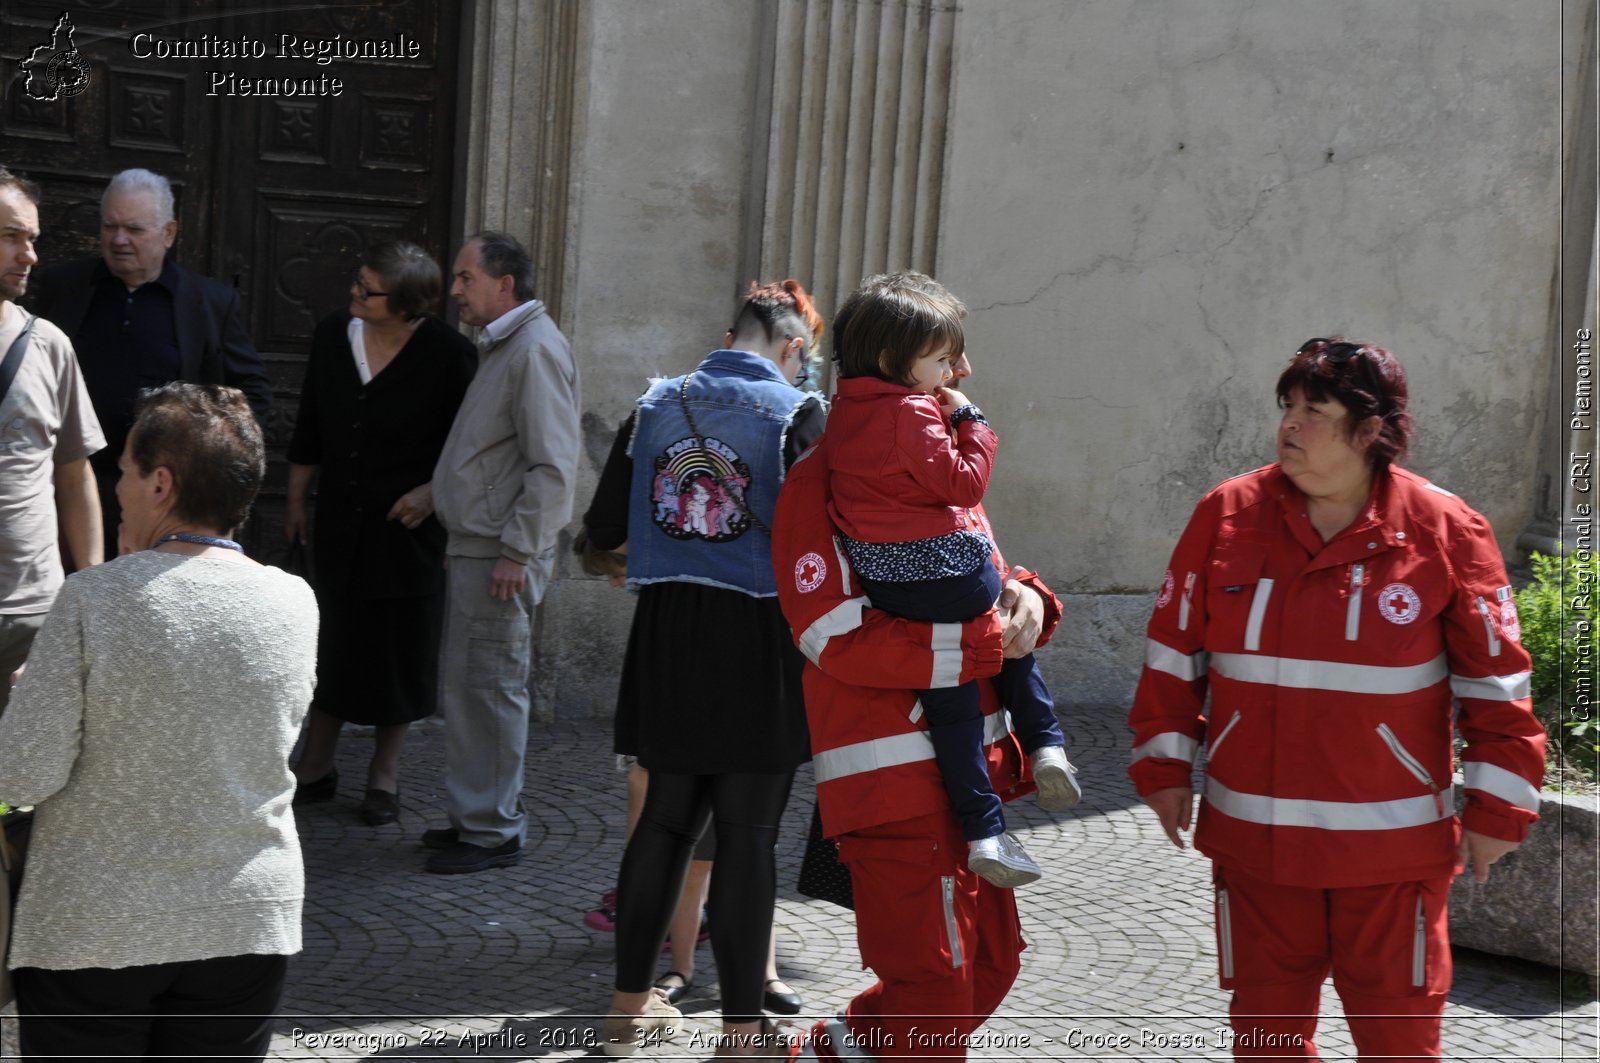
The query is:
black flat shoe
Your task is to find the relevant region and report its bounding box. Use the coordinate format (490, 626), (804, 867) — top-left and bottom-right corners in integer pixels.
(292, 768), (337, 805)
(424, 838), (521, 875)
(653, 970), (695, 1006)
(360, 787), (399, 826)
(763, 978), (802, 1015)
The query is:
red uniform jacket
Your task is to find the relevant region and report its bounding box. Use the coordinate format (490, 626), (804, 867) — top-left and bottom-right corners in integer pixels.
(825, 376), (999, 544)
(774, 436), (1060, 838)
(1129, 464), (1545, 888)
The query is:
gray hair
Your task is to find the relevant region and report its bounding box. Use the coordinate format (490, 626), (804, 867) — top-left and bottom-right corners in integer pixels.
(471, 231), (535, 303)
(104, 168), (175, 224)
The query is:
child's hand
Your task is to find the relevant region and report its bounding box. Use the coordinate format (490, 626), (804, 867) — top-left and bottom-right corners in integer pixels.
(936, 386), (971, 419)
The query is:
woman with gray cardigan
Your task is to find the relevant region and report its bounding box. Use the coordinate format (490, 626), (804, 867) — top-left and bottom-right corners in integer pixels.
(0, 383), (318, 1059)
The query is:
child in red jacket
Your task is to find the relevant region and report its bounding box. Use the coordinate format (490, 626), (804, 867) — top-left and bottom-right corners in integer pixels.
(824, 272), (1079, 888)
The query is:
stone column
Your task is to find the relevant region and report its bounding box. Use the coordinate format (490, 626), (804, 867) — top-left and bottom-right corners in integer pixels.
(459, 0), (581, 325)
(1519, 4), (1597, 566)
(747, 0), (957, 345)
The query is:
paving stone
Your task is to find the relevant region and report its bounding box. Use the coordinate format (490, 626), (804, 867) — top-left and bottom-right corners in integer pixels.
(2, 704), (1588, 1060)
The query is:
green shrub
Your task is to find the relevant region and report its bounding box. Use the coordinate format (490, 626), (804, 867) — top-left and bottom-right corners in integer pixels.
(1517, 551), (1600, 786)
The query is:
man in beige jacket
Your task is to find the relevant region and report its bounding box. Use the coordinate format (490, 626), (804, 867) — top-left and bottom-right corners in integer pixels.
(423, 231), (580, 874)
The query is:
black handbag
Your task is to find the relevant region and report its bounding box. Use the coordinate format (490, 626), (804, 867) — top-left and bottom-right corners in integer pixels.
(796, 800), (853, 910)
(0, 809), (35, 1007)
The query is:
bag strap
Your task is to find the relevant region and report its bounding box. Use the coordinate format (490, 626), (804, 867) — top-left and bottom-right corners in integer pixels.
(0, 310), (36, 408)
(677, 373), (771, 537)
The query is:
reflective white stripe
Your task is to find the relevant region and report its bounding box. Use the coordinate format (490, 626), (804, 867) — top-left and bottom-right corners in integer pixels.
(831, 534), (852, 597)
(1178, 571), (1196, 630)
(1208, 711), (1241, 757)
(1217, 887), (1235, 979)
(1476, 596), (1502, 658)
(1346, 564), (1364, 641)
(1464, 761), (1542, 813)
(1204, 778), (1454, 830)
(1131, 731), (1200, 765)
(929, 623), (963, 688)
(798, 597), (869, 666)
(1146, 638), (1208, 682)
(1411, 894), (1426, 987)
(941, 875), (965, 968)
(1450, 671), (1531, 702)
(823, 1014), (873, 1061)
(1244, 578), (1274, 652)
(908, 699), (923, 724)
(1211, 652), (1447, 695)
(814, 711), (1015, 783)
(1424, 482), (1457, 498)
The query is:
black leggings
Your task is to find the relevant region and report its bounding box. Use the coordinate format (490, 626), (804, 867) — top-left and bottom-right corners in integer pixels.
(614, 769), (795, 1022)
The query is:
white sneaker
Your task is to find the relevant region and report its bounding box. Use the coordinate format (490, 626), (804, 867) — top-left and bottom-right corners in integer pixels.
(1031, 745), (1082, 812)
(967, 832), (1043, 888)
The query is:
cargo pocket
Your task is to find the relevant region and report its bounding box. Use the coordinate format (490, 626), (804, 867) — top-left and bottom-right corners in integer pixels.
(837, 833), (964, 975)
(465, 613), (530, 691)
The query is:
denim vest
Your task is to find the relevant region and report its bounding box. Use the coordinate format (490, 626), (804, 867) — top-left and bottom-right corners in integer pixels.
(627, 349), (811, 597)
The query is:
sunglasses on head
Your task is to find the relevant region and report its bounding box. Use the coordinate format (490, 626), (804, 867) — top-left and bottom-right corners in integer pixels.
(1298, 338), (1387, 413)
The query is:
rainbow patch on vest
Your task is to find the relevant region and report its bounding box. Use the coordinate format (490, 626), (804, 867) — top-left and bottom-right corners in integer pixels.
(649, 435), (755, 542)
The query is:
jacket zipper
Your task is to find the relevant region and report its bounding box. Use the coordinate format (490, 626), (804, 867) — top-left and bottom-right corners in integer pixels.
(1209, 710), (1241, 758)
(941, 875), (965, 969)
(1345, 564), (1365, 641)
(1178, 571), (1196, 631)
(1377, 723), (1445, 819)
(1476, 596), (1502, 657)
(1411, 893), (1426, 987)
(1244, 578), (1274, 652)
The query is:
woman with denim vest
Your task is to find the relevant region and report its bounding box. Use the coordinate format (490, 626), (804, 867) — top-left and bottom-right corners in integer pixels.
(584, 281), (826, 1057)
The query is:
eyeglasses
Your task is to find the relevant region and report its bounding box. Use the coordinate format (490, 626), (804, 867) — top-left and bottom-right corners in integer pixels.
(351, 274), (389, 301)
(1298, 337), (1387, 412)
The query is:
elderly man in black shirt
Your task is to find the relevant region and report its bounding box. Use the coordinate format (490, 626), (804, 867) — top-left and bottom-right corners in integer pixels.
(28, 168), (269, 551)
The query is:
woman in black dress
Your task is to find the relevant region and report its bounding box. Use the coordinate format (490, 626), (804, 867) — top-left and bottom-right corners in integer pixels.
(285, 242), (475, 825)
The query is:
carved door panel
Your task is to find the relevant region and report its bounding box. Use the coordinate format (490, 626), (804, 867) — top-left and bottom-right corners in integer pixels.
(2, 2), (464, 550)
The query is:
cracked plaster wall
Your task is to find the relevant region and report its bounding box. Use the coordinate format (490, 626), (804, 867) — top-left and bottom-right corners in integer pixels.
(933, 0), (1570, 703)
(538, 0), (1573, 718)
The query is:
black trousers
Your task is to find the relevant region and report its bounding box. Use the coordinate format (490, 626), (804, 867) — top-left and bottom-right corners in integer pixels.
(614, 770), (794, 1022)
(14, 952), (288, 1061)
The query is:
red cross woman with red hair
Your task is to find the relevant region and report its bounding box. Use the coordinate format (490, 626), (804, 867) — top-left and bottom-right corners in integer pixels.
(1130, 337), (1546, 1060)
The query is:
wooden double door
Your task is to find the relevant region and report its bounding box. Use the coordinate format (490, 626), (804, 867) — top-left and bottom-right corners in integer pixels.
(2, 0), (466, 545)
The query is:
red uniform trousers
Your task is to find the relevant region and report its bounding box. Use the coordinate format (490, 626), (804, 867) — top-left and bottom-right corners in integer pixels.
(1214, 865), (1452, 1061)
(794, 811), (1024, 1062)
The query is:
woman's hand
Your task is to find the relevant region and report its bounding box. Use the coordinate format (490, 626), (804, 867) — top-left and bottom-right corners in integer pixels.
(1142, 787), (1195, 849)
(996, 572), (1043, 657)
(284, 501), (309, 545)
(388, 483), (434, 530)
(605, 542), (629, 588)
(1457, 829), (1519, 884)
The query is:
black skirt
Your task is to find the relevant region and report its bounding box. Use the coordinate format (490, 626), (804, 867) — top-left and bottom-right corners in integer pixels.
(613, 581), (809, 775)
(309, 591), (442, 726)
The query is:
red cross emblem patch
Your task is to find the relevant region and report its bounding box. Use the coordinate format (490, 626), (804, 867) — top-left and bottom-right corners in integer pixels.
(1377, 582), (1422, 625)
(795, 551), (827, 593)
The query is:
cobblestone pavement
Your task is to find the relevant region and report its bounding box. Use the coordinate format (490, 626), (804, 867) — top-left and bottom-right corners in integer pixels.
(15, 704), (1586, 1061)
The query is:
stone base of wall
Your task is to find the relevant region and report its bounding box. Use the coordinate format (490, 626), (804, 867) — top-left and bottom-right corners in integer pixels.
(1035, 592), (1153, 707)
(1448, 788), (1598, 977)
